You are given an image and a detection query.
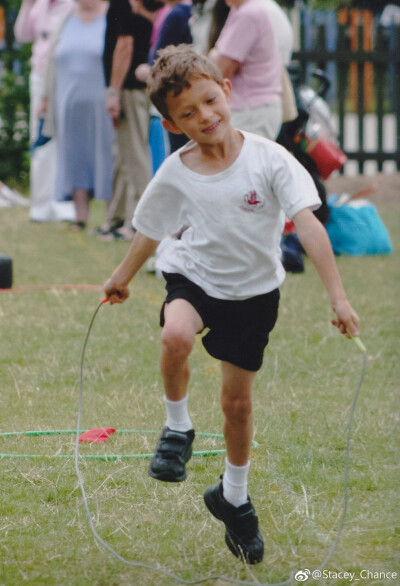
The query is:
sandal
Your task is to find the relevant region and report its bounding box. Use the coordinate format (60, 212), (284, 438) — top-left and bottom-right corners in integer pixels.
(112, 226), (135, 241)
(92, 219), (124, 237)
(68, 221), (86, 232)
(98, 226), (135, 242)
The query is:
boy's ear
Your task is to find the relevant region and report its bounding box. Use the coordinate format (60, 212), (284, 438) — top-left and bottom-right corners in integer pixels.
(222, 78), (232, 102)
(162, 118), (183, 135)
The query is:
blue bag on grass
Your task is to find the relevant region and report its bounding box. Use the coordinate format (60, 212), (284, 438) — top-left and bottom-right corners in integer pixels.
(326, 195), (393, 256)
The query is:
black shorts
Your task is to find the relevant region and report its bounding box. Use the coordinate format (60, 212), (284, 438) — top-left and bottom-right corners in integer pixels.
(160, 273), (280, 372)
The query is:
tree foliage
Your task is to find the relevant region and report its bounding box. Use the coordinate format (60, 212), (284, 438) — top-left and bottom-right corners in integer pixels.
(0, 1), (30, 184)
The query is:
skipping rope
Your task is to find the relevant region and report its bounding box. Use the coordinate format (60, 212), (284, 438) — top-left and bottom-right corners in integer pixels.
(75, 299), (367, 586)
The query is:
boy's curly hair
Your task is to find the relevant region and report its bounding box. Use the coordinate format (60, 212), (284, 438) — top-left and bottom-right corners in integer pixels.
(147, 45), (224, 121)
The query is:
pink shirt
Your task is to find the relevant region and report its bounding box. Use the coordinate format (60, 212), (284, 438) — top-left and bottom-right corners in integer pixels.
(150, 5), (171, 50)
(216, 0), (281, 110)
(14, 0), (74, 77)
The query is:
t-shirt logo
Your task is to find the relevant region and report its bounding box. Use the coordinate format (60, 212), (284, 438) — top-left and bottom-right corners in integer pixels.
(241, 190), (265, 212)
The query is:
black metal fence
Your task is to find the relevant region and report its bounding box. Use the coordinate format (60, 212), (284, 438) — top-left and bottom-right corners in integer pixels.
(291, 9), (400, 174)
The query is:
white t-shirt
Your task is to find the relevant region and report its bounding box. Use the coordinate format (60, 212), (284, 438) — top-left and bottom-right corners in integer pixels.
(133, 131), (320, 300)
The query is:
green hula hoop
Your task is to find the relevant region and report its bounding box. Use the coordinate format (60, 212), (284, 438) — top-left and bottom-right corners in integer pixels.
(0, 429), (259, 461)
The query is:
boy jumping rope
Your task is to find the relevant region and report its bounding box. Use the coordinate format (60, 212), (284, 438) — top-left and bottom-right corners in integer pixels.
(104, 45), (360, 565)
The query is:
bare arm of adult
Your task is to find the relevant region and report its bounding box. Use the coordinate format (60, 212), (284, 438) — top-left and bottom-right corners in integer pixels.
(209, 49), (241, 79)
(292, 208), (360, 338)
(37, 96), (48, 116)
(130, 0), (158, 23)
(104, 232), (160, 304)
(14, 0), (36, 43)
(107, 35), (134, 126)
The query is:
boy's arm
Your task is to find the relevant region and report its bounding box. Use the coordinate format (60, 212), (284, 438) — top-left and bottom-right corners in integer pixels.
(104, 231), (159, 304)
(292, 208), (360, 337)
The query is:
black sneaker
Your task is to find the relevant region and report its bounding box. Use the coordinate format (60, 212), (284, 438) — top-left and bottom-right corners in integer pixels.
(148, 427), (195, 482)
(204, 478), (264, 564)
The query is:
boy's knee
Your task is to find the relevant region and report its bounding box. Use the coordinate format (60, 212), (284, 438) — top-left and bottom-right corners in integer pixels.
(162, 324), (195, 359)
(221, 393), (252, 424)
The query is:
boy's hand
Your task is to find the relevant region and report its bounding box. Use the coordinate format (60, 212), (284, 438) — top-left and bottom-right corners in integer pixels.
(135, 63), (150, 83)
(104, 276), (130, 305)
(331, 298), (360, 338)
(293, 209), (360, 340)
(103, 232), (160, 305)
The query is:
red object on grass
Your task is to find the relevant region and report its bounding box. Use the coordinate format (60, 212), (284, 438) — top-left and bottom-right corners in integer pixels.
(79, 427), (116, 443)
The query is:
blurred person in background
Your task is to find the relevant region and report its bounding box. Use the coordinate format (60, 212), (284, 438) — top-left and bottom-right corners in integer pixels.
(194, 0), (292, 71)
(14, 0), (75, 222)
(190, 0), (227, 55)
(98, 0), (154, 241)
(128, 0), (170, 174)
(263, 0), (293, 67)
(209, 0), (282, 140)
(40, 0), (114, 230)
(135, 0), (193, 153)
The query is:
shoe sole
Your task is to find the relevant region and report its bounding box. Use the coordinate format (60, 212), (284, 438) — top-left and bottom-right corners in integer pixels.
(225, 531), (244, 560)
(148, 468), (187, 482)
(224, 531), (263, 564)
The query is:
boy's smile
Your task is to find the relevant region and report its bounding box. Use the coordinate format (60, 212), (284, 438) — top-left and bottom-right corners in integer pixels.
(162, 77), (234, 146)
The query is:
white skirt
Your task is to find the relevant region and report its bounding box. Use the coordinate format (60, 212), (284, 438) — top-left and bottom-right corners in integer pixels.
(29, 72), (75, 222)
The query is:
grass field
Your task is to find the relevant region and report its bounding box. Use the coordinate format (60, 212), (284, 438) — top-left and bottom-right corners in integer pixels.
(0, 197), (399, 586)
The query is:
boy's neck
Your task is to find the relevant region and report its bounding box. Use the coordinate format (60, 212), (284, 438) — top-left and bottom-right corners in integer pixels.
(181, 126), (244, 175)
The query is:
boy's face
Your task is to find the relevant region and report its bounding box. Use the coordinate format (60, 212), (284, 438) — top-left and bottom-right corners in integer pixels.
(162, 77), (233, 145)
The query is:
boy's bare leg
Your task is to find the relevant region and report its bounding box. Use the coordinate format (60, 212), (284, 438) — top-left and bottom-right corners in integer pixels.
(203, 362), (263, 564)
(220, 361), (257, 466)
(148, 299), (203, 482)
(161, 299), (204, 401)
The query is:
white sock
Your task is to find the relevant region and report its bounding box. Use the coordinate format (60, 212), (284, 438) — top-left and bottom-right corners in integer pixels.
(222, 458), (250, 507)
(164, 395), (193, 432)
